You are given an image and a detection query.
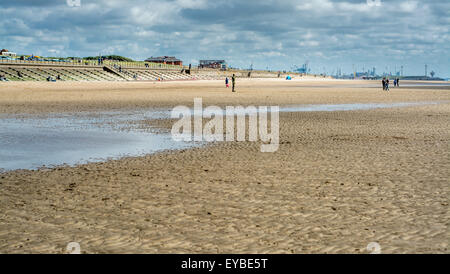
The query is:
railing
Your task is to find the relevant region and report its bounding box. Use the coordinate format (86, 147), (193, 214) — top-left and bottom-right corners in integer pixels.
(0, 59), (96, 66)
(0, 59), (185, 70)
(102, 60), (185, 70)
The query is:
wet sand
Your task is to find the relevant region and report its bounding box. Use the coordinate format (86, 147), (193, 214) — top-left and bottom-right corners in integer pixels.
(0, 79), (449, 253)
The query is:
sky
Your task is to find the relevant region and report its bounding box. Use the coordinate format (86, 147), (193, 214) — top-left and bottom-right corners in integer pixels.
(0, 0), (449, 77)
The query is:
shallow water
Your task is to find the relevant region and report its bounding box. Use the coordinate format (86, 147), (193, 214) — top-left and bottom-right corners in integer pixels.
(191, 101), (440, 115)
(0, 101), (442, 171)
(295, 82), (450, 89)
(280, 102), (439, 112)
(0, 112), (196, 171)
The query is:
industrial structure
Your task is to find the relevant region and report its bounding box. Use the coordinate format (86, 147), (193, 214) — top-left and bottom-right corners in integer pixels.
(292, 62), (309, 74)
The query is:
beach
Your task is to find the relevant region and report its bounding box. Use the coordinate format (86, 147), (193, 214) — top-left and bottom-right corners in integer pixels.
(0, 79), (449, 253)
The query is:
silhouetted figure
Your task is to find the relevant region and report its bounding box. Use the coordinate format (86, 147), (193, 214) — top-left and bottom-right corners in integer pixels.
(232, 74), (236, 92)
(382, 78), (386, 90)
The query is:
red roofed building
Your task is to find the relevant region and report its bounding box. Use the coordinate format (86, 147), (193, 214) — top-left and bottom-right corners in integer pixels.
(0, 49), (16, 57)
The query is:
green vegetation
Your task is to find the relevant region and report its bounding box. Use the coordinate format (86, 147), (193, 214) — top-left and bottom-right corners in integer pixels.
(83, 55), (135, 62)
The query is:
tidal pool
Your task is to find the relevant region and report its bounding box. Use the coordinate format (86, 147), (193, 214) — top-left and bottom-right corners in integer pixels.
(0, 111), (195, 171)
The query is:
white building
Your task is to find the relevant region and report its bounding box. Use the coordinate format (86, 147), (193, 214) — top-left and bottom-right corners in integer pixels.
(0, 49), (17, 57)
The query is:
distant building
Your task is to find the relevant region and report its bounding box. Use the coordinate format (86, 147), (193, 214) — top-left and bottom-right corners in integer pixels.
(0, 49), (16, 57)
(199, 60), (227, 69)
(145, 56), (182, 66)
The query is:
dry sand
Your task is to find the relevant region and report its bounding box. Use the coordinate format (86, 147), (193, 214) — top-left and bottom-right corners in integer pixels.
(0, 79), (449, 253)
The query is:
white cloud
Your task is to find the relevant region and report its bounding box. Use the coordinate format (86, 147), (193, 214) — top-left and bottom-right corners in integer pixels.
(398, 1), (419, 13)
(296, 0), (334, 11)
(176, 0), (209, 9)
(260, 51), (286, 57)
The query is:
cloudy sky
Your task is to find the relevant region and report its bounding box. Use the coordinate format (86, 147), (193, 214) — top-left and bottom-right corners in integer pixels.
(0, 0), (449, 76)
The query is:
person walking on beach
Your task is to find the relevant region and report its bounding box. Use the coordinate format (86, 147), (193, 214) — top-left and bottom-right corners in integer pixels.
(386, 78), (390, 91)
(396, 78), (400, 87)
(232, 74), (236, 92)
(393, 78), (397, 87)
(382, 78), (386, 90)
(225, 77), (229, 88)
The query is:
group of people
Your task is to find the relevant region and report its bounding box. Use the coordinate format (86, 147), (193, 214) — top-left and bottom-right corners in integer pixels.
(382, 77), (400, 91)
(225, 74), (236, 92)
(393, 78), (400, 87)
(46, 74), (61, 82)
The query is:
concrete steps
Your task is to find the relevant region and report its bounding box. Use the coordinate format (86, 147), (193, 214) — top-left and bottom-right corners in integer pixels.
(0, 68), (25, 81)
(50, 68), (78, 81)
(25, 68), (51, 81)
(35, 68), (66, 81)
(8, 67), (37, 81)
(0, 65), (239, 82)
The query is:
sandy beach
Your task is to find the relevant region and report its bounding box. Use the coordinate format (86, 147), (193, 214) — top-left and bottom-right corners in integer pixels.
(0, 79), (449, 254)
